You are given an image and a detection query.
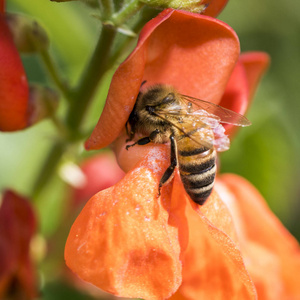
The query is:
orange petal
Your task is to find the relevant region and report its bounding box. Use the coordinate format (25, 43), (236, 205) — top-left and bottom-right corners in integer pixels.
(65, 148), (183, 299)
(0, 15), (29, 131)
(72, 153), (125, 207)
(169, 174), (257, 300)
(66, 145), (257, 299)
(217, 174), (300, 300)
(86, 9), (239, 150)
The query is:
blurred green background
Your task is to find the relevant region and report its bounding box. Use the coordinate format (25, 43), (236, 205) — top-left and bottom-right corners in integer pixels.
(1, 0), (300, 298)
(220, 0), (300, 240)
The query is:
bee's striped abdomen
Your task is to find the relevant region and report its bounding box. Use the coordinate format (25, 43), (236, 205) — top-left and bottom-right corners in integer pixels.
(178, 145), (216, 205)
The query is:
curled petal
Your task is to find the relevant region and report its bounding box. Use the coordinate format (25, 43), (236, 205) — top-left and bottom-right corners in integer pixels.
(220, 51), (269, 134)
(239, 52), (270, 100)
(0, 15), (29, 131)
(113, 133), (162, 173)
(169, 175), (257, 300)
(220, 60), (248, 118)
(216, 174), (300, 300)
(86, 9), (239, 150)
(65, 147), (183, 299)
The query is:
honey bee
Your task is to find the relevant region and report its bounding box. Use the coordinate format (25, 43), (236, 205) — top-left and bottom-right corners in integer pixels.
(126, 84), (251, 205)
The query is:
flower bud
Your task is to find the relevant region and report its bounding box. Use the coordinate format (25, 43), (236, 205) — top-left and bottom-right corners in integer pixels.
(5, 13), (49, 53)
(28, 85), (59, 125)
(140, 0), (209, 13)
(0, 13), (29, 131)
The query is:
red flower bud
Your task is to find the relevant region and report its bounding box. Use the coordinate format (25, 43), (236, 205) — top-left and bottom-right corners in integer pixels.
(0, 190), (37, 299)
(0, 14), (29, 131)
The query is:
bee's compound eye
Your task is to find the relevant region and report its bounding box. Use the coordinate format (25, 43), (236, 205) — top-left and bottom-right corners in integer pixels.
(146, 106), (155, 114)
(162, 93), (175, 104)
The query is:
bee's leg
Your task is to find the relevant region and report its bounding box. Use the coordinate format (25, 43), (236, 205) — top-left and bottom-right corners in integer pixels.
(126, 129), (160, 150)
(158, 135), (177, 197)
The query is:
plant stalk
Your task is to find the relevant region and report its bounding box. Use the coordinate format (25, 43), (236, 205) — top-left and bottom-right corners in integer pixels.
(31, 25), (117, 198)
(65, 24), (117, 135)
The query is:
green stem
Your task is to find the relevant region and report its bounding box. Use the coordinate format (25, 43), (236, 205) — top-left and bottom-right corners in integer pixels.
(50, 114), (69, 138)
(31, 25), (117, 198)
(31, 142), (66, 200)
(39, 49), (71, 101)
(112, 0), (144, 27)
(30, 1), (148, 199)
(109, 7), (158, 64)
(65, 24), (117, 135)
(99, 0), (115, 19)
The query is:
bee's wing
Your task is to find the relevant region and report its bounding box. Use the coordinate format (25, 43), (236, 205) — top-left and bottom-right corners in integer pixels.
(153, 109), (215, 149)
(181, 94), (252, 127)
(155, 107), (231, 152)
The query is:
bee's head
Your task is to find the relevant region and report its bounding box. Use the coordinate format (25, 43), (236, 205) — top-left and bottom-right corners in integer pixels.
(126, 83), (178, 137)
(138, 84), (177, 114)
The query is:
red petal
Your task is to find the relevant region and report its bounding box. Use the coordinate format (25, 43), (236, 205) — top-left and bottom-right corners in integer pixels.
(220, 52), (269, 135)
(217, 174), (300, 299)
(0, 194), (18, 295)
(0, 15), (29, 131)
(86, 9), (239, 150)
(239, 52), (270, 100)
(220, 60), (249, 116)
(65, 148), (183, 299)
(0, 190), (37, 298)
(0, 1), (4, 13)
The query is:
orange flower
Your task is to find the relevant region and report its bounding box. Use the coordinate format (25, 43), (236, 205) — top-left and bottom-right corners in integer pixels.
(215, 175), (300, 300)
(85, 9), (242, 150)
(0, 2), (29, 131)
(0, 190), (37, 299)
(64, 9), (300, 300)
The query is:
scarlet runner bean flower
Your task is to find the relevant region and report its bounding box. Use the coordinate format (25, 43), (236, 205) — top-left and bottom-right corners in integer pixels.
(65, 8), (300, 300)
(214, 175), (300, 300)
